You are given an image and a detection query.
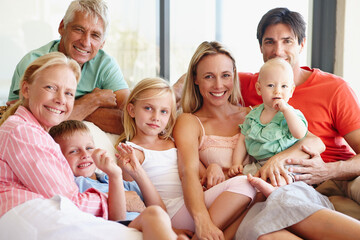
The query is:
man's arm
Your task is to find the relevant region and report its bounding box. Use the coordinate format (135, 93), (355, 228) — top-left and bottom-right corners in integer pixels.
(70, 88), (130, 134)
(172, 73), (186, 109)
(288, 129), (360, 184)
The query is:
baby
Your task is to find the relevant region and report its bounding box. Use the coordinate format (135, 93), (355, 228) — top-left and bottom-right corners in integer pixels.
(230, 58), (307, 184)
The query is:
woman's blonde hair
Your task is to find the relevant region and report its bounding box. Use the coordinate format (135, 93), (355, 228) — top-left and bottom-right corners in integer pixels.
(181, 41), (243, 113)
(117, 77), (176, 145)
(0, 52), (81, 126)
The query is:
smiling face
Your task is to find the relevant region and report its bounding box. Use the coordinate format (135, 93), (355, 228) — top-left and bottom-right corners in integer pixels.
(256, 59), (295, 109)
(21, 65), (77, 131)
(195, 54), (234, 107)
(58, 11), (105, 67)
(260, 23), (305, 69)
(56, 130), (96, 178)
(127, 90), (173, 138)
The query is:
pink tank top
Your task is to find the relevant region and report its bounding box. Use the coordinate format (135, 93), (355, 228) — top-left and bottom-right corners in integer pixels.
(195, 116), (240, 169)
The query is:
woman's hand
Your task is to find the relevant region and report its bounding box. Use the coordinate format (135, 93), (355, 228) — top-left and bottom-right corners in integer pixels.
(255, 156), (291, 187)
(201, 163), (225, 189)
(194, 218), (225, 240)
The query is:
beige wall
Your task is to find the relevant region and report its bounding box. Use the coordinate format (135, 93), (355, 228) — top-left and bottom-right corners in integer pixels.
(335, 0), (360, 99)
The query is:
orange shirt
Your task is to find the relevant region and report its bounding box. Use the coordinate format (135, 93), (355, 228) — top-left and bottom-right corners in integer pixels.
(239, 67), (360, 163)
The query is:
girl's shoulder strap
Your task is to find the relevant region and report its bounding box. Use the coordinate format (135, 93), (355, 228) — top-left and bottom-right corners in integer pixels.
(125, 141), (144, 151)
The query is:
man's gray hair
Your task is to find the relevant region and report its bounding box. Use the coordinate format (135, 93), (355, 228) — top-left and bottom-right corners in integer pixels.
(63, 0), (110, 39)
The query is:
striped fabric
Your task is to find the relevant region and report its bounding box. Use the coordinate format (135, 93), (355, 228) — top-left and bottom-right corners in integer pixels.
(0, 106), (108, 218)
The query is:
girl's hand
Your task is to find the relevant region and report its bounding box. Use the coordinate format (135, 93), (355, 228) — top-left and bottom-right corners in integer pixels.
(116, 143), (143, 178)
(92, 149), (122, 178)
(201, 163), (225, 189)
(228, 164), (243, 177)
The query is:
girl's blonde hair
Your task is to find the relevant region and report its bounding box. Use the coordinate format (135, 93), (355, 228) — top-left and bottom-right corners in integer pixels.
(181, 41), (243, 113)
(117, 77), (177, 145)
(0, 52), (81, 126)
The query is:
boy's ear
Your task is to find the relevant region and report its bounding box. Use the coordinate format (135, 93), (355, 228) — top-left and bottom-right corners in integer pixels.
(127, 103), (135, 118)
(255, 81), (262, 96)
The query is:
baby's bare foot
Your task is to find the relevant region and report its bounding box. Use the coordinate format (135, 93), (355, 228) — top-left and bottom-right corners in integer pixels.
(247, 174), (276, 198)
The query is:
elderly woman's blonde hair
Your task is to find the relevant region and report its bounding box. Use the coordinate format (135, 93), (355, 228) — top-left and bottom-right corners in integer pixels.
(117, 77), (177, 145)
(181, 41), (243, 113)
(0, 52), (81, 126)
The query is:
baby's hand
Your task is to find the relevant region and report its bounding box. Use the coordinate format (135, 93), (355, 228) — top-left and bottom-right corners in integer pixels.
(116, 143), (143, 178)
(92, 149), (122, 178)
(273, 98), (287, 112)
(228, 164), (243, 177)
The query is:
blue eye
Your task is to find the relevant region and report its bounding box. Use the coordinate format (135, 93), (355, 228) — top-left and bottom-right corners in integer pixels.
(45, 85), (56, 91)
(65, 91), (74, 97)
(161, 110), (168, 114)
(145, 106), (152, 111)
(69, 149), (78, 154)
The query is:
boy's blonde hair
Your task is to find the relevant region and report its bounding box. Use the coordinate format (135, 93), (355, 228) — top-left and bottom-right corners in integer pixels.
(181, 41), (242, 113)
(0, 52), (81, 126)
(49, 120), (90, 142)
(117, 77), (176, 145)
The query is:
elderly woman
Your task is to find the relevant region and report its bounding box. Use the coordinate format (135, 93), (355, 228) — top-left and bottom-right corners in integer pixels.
(0, 52), (183, 240)
(173, 41), (360, 240)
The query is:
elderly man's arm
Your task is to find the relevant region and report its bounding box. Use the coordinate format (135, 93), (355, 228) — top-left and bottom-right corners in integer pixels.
(70, 88), (130, 134)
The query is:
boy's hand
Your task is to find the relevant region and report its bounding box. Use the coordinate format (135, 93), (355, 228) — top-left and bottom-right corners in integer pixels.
(92, 149), (122, 178)
(228, 164), (243, 177)
(116, 143), (144, 178)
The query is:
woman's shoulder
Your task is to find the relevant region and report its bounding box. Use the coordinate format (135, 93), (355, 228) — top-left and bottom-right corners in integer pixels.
(174, 113), (202, 139)
(175, 112), (201, 127)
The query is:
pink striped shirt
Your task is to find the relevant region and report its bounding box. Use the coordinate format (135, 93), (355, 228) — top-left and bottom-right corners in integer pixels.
(0, 106), (108, 218)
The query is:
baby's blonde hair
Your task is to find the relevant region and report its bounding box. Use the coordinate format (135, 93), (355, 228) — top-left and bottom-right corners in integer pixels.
(258, 58), (294, 84)
(117, 77), (176, 145)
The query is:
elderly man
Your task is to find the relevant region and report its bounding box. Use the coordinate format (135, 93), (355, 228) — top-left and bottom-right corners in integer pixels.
(7, 0), (129, 134)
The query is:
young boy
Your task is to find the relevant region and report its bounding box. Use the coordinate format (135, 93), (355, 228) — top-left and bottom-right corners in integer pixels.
(50, 120), (155, 221)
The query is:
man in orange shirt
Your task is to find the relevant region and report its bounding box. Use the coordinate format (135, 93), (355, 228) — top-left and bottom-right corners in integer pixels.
(240, 8), (360, 210)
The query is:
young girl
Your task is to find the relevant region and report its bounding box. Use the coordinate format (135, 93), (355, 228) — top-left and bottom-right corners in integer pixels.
(229, 58), (308, 184)
(116, 77), (256, 239)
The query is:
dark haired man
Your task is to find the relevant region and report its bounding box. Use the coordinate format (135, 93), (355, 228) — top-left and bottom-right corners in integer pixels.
(239, 8), (360, 215)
